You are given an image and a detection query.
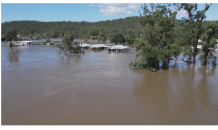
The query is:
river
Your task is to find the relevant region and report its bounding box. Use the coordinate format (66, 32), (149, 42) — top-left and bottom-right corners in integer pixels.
(1, 43), (218, 125)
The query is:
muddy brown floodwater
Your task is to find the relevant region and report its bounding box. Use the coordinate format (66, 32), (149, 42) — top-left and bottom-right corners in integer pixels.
(1, 44), (218, 125)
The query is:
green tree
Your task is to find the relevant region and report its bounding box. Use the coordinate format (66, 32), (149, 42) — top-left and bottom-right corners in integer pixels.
(180, 3), (211, 64)
(57, 35), (84, 54)
(43, 38), (50, 45)
(4, 29), (17, 41)
(83, 34), (89, 43)
(97, 36), (101, 43)
(156, 4), (178, 69)
(110, 34), (126, 45)
(90, 28), (99, 37)
(133, 3), (179, 71)
(102, 37), (106, 43)
(126, 34), (136, 45)
(199, 21), (218, 66)
(4, 29), (17, 47)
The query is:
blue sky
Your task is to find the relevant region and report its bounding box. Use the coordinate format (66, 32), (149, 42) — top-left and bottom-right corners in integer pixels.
(1, 3), (218, 23)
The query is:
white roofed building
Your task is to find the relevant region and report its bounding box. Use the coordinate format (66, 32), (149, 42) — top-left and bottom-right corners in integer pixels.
(108, 45), (130, 52)
(12, 41), (33, 46)
(90, 44), (109, 50)
(79, 43), (91, 48)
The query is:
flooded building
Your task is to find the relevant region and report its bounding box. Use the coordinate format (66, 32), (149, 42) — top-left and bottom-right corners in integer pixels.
(12, 41), (33, 46)
(108, 45), (130, 52)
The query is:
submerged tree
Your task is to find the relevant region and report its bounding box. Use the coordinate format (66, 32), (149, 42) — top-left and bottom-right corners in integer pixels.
(180, 3), (211, 64)
(4, 29), (17, 47)
(171, 27), (183, 64)
(132, 3), (180, 71)
(57, 35), (84, 54)
(199, 21), (218, 66)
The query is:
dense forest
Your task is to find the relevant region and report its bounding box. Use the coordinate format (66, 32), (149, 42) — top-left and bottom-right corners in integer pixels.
(1, 16), (184, 40)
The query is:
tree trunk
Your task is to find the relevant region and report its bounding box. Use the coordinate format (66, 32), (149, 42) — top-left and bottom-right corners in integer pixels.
(174, 54), (177, 63)
(204, 52), (208, 65)
(193, 47), (196, 64)
(157, 60), (160, 70)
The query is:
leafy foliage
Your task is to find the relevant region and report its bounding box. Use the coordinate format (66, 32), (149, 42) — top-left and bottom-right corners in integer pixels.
(126, 34), (136, 45)
(110, 34), (126, 45)
(200, 21), (218, 66)
(43, 38), (50, 45)
(180, 3), (211, 64)
(133, 3), (180, 71)
(56, 35), (84, 54)
(4, 29), (17, 41)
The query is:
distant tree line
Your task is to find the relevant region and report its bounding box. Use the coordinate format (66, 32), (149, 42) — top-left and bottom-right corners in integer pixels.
(1, 16), (186, 44)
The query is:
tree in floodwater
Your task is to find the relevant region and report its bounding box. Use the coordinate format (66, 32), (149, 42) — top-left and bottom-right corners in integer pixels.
(180, 3), (211, 64)
(155, 4), (179, 69)
(199, 21), (218, 66)
(171, 27), (183, 64)
(4, 29), (17, 47)
(57, 35), (84, 54)
(132, 3), (180, 71)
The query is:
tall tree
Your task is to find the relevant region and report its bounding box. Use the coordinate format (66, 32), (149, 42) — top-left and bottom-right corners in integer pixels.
(4, 29), (17, 42)
(181, 3), (211, 64)
(133, 3), (179, 71)
(4, 29), (17, 47)
(155, 4), (178, 69)
(134, 3), (161, 71)
(200, 21), (218, 66)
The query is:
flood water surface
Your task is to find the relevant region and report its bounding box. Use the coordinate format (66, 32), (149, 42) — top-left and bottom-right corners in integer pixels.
(1, 45), (218, 125)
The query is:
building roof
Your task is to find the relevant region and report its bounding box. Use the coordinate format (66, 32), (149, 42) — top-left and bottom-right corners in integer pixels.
(79, 43), (91, 47)
(109, 45), (129, 49)
(191, 45), (202, 49)
(20, 41), (33, 42)
(91, 44), (109, 48)
(199, 39), (218, 42)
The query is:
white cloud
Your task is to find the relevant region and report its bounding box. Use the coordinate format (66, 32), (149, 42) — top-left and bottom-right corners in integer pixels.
(198, 3), (213, 6)
(127, 4), (140, 10)
(174, 10), (188, 16)
(177, 10), (188, 16)
(90, 3), (95, 7)
(93, 3), (141, 16)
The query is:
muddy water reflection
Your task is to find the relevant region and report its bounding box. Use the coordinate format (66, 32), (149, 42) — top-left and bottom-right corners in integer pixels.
(1, 45), (218, 125)
(132, 65), (218, 124)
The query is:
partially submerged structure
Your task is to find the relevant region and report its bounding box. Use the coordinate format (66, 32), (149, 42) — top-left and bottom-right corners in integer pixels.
(46, 42), (55, 46)
(90, 44), (109, 50)
(108, 45), (130, 52)
(11, 41), (33, 46)
(79, 43), (91, 49)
